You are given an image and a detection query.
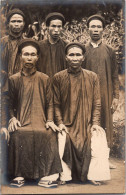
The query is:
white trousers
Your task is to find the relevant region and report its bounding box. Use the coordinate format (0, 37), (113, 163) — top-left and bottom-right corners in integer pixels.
(41, 131), (72, 182)
(58, 131), (72, 181)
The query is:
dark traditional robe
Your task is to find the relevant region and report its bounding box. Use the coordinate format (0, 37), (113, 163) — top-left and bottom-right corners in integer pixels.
(8, 71), (62, 179)
(83, 42), (119, 148)
(38, 38), (67, 77)
(52, 68), (101, 182)
(1, 35), (23, 92)
(1, 34), (24, 183)
(1, 34), (24, 128)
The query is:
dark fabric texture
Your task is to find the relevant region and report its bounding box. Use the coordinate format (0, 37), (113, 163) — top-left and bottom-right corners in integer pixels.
(83, 42), (119, 147)
(1, 34), (23, 129)
(1, 35), (23, 92)
(52, 68), (101, 182)
(8, 129), (62, 179)
(38, 38), (67, 78)
(8, 71), (62, 179)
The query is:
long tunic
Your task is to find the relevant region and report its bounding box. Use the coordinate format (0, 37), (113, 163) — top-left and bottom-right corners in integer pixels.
(1, 34), (23, 128)
(38, 38), (67, 77)
(8, 71), (62, 179)
(52, 68), (101, 182)
(1, 35), (23, 92)
(83, 42), (119, 147)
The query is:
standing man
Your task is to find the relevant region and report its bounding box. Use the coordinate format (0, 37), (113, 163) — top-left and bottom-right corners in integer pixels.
(84, 15), (119, 167)
(38, 12), (68, 77)
(1, 8), (25, 184)
(1, 8), (25, 129)
(52, 42), (101, 184)
(8, 39), (62, 188)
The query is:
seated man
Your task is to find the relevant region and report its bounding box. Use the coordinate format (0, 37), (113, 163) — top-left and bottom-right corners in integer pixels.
(8, 38), (62, 188)
(52, 42), (102, 184)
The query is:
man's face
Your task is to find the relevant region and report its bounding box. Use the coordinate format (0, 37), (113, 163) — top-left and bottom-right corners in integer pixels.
(88, 19), (103, 41)
(21, 46), (38, 69)
(66, 47), (84, 69)
(48, 19), (63, 39)
(9, 14), (25, 33)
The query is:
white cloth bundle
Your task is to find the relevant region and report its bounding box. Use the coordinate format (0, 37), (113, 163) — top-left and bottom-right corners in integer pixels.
(87, 125), (111, 181)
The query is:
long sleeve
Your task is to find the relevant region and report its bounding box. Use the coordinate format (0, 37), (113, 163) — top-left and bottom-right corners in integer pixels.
(8, 77), (16, 119)
(46, 77), (53, 121)
(111, 49), (119, 99)
(92, 75), (101, 126)
(52, 75), (63, 125)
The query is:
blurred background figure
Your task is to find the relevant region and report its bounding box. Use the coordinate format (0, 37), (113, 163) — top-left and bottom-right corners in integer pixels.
(23, 21), (41, 40)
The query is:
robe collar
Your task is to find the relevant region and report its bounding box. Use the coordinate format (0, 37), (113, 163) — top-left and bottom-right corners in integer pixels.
(48, 35), (60, 44)
(21, 67), (36, 76)
(90, 40), (102, 48)
(9, 30), (23, 40)
(67, 66), (82, 75)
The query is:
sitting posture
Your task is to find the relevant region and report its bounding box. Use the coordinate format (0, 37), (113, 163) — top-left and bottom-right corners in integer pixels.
(8, 38), (62, 188)
(52, 42), (109, 185)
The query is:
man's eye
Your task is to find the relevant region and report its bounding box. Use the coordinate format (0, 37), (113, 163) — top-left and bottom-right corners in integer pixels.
(97, 25), (102, 28)
(76, 53), (82, 56)
(23, 53), (29, 56)
(31, 54), (37, 56)
(69, 54), (74, 56)
(17, 20), (23, 23)
(11, 20), (16, 23)
(51, 25), (56, 28)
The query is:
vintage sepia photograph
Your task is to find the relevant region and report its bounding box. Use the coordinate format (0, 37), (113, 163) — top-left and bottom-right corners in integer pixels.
(0, 0), (125, 194)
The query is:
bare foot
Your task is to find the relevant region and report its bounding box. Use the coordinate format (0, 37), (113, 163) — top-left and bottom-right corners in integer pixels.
(90, 180), (101, 186)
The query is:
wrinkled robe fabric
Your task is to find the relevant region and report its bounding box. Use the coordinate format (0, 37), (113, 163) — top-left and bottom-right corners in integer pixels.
(38, 38), (67, 77)
(1, 34), (24, 128)
(83, 42), (119, 147)
(52, 68), (101, 182)
(8, 71), (62, 179)
(1, 35), (23, 92)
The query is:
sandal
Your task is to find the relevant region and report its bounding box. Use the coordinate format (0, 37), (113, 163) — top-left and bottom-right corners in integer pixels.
(10, 177), (25, 187)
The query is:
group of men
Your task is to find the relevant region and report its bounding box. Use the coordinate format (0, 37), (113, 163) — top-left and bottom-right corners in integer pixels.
(1, 8), (119, 188)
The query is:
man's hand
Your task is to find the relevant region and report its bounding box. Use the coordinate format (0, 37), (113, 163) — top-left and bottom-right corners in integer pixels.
(111, 98), (119, 113)
(59, 123), (69, 134)
(1, 127), (10, 142)
(46, 121), (60, 132)
(8, 117), (21, 132)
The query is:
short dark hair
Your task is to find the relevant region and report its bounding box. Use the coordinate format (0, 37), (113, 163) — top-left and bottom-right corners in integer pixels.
(87, 14), (105, 28)
(18, 38), (40, 55)
(45, 12), (65, 27)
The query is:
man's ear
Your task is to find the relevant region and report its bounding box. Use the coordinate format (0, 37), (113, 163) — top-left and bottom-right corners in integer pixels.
(46, 27), (49, 32)
(65, 55), (68, 62)
(82, 55), (85, 62)
(23, 21), (25, 27)
(87, 28), (90, 34)
(36, 55), (39, 61)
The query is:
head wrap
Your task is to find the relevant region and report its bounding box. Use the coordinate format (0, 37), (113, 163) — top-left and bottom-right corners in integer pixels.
(18, 38), (40, 54)
(7, 8), (25, 23)
(87, 14), (105, 28)
(45, 12), (65, 26)
(65, 42), (86, 54)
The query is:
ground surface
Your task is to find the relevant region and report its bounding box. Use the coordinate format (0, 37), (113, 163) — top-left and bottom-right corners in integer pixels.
(1, 158), (125, 195)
